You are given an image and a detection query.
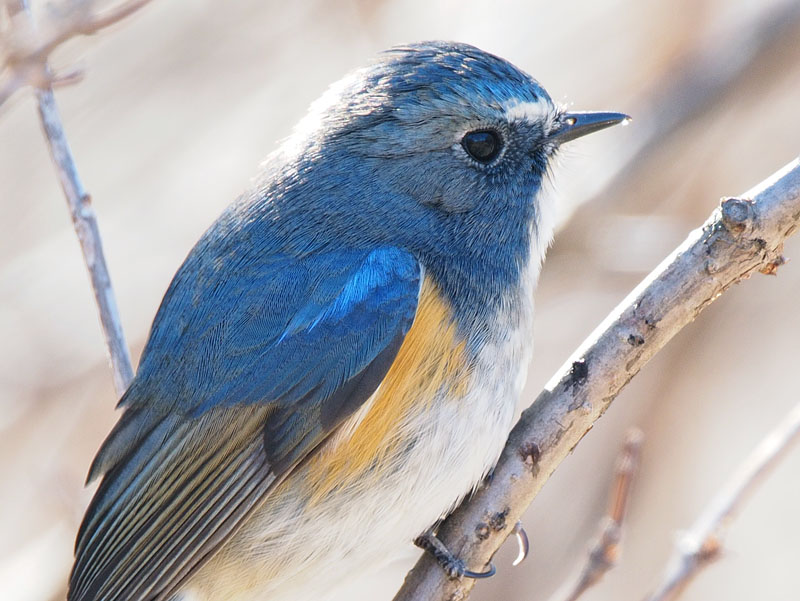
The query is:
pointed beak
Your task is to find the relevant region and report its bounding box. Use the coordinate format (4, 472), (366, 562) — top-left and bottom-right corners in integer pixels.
(547, 111), (630, 144)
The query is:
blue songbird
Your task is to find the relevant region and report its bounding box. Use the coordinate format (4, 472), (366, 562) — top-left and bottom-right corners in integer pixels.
(68, 41), (627, 601)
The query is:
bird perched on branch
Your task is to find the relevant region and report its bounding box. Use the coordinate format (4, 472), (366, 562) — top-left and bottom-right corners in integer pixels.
(68, 41), (627, 601)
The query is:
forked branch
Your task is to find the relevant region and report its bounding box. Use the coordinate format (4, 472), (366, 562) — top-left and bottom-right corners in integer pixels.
(1, 0), (152, 106)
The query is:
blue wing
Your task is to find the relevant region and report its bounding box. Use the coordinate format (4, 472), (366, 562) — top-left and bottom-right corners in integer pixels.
(69, 245), (421, 601)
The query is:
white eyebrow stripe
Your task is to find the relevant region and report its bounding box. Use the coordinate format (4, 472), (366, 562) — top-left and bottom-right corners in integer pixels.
(502, 99), (552, 123)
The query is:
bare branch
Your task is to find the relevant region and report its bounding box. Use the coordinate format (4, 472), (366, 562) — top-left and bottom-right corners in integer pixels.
(393, 159), (800, 601)
(9, 0), (137, 393)
(550, 428), (643, 601)
(79, 0), (151, 32)
(35, 90), (134, 393)
(1, 0), (152, 106)
(643, 402), (800, 601)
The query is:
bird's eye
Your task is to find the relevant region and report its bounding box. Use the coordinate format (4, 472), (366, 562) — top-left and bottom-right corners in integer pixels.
(462, 130), (502, 163)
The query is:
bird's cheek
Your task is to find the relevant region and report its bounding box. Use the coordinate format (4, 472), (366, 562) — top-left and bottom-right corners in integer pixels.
(528, 147), (552, 172)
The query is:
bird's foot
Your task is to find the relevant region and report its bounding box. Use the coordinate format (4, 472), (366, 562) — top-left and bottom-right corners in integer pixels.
(413, 529), (495, 580)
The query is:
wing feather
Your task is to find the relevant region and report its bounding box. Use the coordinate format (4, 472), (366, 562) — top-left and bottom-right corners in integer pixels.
(109, 417), (273, 600)
(72, 405), (274, 601)
(69, 246), (421, 601)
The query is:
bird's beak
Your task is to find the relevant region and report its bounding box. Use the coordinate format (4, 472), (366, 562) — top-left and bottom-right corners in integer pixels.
(548, 111), (630, 144)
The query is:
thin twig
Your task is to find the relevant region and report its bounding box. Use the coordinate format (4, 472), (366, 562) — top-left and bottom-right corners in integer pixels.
(9, 0), (139, 393)
(393, 159), (800, 601)
(35, 88), (134, 393)
(1, 0), (152, 107)
(550, 428), (643, 601)
(643, 401), (800, 601)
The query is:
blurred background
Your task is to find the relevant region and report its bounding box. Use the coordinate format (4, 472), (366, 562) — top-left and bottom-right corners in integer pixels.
(1, 1), (799, 600)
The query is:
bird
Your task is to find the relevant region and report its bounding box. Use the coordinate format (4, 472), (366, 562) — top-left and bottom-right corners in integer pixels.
(68, 41), (627, 601)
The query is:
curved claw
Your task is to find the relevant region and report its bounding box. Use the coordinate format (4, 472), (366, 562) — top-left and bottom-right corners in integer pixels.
(463, 562), (497, 579)
(512, 521), (529, 567)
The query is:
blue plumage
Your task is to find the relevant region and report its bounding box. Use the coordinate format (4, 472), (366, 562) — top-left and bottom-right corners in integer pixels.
(69, 41), (627, 601)
(74, 244), (421, 600)
(130, 247), (419, 415)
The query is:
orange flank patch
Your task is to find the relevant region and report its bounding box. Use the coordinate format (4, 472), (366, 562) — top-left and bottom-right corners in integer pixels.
(306, 275), (469, 502)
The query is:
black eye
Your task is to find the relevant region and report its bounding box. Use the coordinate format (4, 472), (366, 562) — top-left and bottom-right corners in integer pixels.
(462, 130), (502, 163)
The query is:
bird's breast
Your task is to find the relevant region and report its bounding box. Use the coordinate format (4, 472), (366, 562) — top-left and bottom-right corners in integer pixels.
(302, 262), (537, 505)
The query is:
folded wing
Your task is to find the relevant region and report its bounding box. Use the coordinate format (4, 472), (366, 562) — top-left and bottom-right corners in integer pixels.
(69, 246), (421, 601)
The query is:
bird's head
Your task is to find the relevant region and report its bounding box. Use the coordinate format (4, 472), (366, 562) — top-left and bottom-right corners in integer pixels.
(253, 41), (627, 307)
